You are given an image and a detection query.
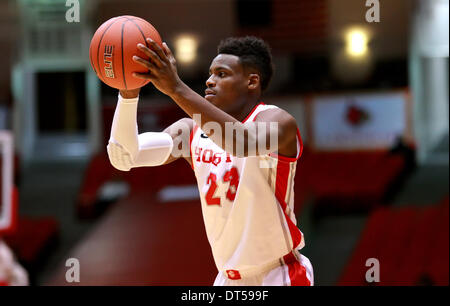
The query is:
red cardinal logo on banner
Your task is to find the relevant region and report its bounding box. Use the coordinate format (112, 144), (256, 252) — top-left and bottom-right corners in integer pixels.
(346, 104), (370, 127)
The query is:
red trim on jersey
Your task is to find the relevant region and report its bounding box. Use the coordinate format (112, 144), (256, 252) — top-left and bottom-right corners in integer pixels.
(283, 252), (311, 286)
(242, 102), (265, 123)
(269, 128), (304, 162)
(296, 128), (304, 158)
(274, 160), (303, 249)
(250, 103), (303, 248)
(189, 125), (199, 170)
(249, 104), (303, 162)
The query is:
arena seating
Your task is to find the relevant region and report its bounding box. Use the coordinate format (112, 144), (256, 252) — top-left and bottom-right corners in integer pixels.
(338, 197), (449, 286)
(294, 148), (407, 217)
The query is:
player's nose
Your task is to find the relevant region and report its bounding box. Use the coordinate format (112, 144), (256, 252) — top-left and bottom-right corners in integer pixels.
(206, 75), (216, 88)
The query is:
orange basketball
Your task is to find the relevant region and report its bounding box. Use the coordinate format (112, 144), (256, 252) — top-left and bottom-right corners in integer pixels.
(89, 16), (163, 90)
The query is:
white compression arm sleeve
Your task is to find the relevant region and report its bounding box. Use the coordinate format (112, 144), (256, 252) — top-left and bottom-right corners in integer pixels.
(107, 94), (173, 171)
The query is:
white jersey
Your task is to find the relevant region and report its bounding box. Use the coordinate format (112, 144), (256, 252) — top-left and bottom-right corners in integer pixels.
(189, 102), (305, 276)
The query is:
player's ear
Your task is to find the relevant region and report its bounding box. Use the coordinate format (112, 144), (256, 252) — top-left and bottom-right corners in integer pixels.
(248, 73), (260, 90)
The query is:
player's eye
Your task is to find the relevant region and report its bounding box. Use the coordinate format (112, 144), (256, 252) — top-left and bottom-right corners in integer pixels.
(218, 72), (226, 77)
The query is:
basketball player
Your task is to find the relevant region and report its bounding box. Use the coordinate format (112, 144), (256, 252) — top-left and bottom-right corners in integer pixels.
(107, 36), (313, 286)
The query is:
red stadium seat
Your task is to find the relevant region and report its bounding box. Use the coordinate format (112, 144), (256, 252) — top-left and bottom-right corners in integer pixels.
(425, 200), (449, 285)
(395, 205), (441, 285)
(338, 199), (449, 286)
(376, 207), (419, 285)
(294, 149), (406, 217)
(3, 216), (59, 266)
(338, 207), (392, 285)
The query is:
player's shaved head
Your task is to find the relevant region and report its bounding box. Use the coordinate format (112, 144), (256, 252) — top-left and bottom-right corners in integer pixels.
(217, 36), (274, 92)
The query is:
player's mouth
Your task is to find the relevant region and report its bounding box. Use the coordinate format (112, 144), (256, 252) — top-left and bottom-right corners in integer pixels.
(204, 89), (216, 100)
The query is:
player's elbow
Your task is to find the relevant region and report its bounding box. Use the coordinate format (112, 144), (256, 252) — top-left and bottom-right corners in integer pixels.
(106, 141), (133, 171)
(108, 157), (131, 172)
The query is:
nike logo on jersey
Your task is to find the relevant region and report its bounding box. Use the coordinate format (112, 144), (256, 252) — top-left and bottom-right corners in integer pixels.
(201, 133), (209, 138)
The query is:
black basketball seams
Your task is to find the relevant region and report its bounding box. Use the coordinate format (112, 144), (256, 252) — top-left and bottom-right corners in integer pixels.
(94, 16), (155, 89)
(120, 19), (130, 90)
(122, 16), (151, 87)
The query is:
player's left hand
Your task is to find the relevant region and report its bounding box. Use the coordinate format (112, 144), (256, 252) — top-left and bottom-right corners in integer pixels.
(132, 38), (182, 96)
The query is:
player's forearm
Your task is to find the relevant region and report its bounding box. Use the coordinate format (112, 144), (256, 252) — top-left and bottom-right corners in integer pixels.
(168, 82), (273, 157)
(169, 82), (241, 154)
(169, 81), (239, 129)
(109, 94), (140, 159)
(107, 93), (173, 171)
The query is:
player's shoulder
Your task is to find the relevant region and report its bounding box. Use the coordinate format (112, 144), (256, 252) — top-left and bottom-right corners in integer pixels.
(164, 117), (193, 137)
(174, 117), (194, 131)
(255, 104), (297, 128)
(178, 117), (194, 126)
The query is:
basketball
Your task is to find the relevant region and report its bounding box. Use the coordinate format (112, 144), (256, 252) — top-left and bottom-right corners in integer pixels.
(89, 16), (163, 90)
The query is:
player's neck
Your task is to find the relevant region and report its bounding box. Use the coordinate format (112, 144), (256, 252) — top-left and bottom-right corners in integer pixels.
(228, 99), (260, 122)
